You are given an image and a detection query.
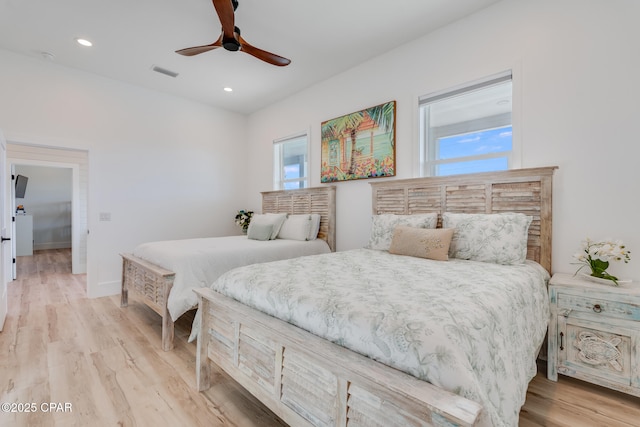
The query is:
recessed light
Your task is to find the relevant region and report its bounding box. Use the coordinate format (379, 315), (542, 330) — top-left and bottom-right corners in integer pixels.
(223, 87), (233, 92)
(75, 38), (93, 47)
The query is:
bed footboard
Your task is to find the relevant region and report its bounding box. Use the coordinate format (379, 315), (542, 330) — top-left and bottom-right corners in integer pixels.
(121, 253), (176, 351)
(194, 288), (482, 427)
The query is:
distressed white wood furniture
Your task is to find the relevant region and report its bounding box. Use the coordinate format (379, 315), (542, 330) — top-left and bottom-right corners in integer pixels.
(194, 286), (482, 427)
(370, 166), (556, 272)
(195, 167), (557, 426)
(547, 273), (640, 397)
(121, 185), (336, 351)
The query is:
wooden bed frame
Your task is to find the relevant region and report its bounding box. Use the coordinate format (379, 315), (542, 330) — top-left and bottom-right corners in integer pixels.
(194, 167), (556, 426)
(120, 185), (336, 351)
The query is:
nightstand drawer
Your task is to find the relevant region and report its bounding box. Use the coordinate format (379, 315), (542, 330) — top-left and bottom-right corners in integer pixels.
(557, 293), (640, 322)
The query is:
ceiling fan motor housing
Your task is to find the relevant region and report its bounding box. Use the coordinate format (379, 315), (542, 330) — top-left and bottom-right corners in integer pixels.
(223, 26), (242, 51)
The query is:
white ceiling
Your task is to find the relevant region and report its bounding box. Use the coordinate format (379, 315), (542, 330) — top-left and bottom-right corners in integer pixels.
(0, 0), (501, 115)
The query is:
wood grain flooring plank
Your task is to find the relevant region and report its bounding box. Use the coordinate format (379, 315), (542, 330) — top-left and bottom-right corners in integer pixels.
(89, 352), (137, 426)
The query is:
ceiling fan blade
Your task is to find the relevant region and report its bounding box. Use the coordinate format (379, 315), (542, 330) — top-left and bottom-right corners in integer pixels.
(175, 35), (223, 56)
(212, 0), (235, 40)
(238, 35), (291, 67)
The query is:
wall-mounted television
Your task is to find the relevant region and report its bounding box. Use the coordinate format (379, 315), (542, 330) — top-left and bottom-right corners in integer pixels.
(15, 174), (28, 198)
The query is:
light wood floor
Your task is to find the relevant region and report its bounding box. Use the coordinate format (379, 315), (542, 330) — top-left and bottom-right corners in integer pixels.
(1, 249), (639, 426)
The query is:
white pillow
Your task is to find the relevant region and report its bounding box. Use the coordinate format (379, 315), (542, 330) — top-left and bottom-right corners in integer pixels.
(248, 213), (287, 240)
(247, 223), (273, 241)
(308, 214), (321, 240)
(278, 214), (312, 241)
(366, 213), (438, 251)
(443, 212), (532, 265)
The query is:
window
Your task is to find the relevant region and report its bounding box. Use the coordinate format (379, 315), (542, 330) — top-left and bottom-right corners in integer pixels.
(274, 132), (309, 190)
(419, 72), (513, 176)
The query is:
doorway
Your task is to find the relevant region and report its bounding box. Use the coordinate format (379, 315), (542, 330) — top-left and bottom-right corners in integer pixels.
(7, 143), (88, 277)
(13, 165), (73, 272)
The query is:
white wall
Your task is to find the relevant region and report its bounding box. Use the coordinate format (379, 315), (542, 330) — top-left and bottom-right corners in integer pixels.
(15, 165), (72, 250)
(246, 0), (640, 282)
(1, 0), (638, 296)
(0, 49), (248, 297)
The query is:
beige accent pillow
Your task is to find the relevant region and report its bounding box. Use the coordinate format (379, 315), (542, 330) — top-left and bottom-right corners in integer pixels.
(366, 213), (438, 250)
(388, 226), (454, 261)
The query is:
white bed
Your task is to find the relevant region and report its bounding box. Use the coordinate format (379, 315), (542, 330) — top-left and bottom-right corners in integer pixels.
(120, 186), (336, 351)
(133, 236), (331, 322)
(194, 167), (557, 426)
(207, 250), (549, 427)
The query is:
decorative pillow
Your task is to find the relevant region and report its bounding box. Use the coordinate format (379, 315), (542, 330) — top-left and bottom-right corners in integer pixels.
(308, 214), (321, 240)
(247, 223), (274, 241)
(248, 213), (287, 240)
(389, 226), (454, 261)
(443, 212), (533, 265)
(366, 213), (438, 251)
(278, 214), (312, 241)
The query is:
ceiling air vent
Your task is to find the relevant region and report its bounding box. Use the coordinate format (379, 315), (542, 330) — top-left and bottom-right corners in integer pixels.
(151, 65), (179, 78)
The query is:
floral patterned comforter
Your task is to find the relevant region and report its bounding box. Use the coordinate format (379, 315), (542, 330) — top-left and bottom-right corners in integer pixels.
(210, 249), (550, 427)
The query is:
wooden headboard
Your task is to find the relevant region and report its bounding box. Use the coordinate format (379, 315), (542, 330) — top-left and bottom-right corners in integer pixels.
(369, 167), (557, 273)
(261, 186), (337, 252)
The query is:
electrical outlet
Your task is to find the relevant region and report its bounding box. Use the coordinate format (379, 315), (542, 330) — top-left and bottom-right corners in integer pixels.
(99, 212), (111, 222)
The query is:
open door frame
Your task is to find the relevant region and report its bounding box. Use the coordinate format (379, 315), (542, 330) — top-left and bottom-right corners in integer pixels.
(0, 130), (10, 331)
(8, 159), (82, 276)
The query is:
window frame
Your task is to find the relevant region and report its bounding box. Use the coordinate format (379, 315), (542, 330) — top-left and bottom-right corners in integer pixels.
(273, 131), (310, 190)
(418, 70), (519, 177)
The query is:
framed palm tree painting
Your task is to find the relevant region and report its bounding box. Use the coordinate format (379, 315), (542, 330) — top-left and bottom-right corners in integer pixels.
(321, 101), (396, 182)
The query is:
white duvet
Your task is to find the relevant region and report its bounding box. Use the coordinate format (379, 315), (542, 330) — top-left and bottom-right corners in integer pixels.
(209, 249), (550, 427)
(132, 235), (330, 320)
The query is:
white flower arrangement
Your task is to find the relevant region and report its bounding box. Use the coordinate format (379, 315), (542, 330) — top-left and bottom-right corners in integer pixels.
(573, 238), (631, 286)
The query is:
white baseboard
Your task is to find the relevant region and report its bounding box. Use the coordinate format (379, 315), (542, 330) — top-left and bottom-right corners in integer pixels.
(34, 242), (72, 251)
(88, 280), (120, 299)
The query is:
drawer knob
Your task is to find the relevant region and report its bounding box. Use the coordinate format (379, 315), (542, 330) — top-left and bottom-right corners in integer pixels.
(593, 304), (602, 313)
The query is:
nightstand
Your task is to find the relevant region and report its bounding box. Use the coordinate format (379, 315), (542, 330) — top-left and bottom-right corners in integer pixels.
(547, 273), (640, 397)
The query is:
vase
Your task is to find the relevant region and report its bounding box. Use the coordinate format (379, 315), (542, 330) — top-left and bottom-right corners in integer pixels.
(242, 228), (247, 235)
(580, 273), (631, 286)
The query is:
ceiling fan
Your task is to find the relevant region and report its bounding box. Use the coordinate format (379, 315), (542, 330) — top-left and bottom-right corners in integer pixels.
(176, 0), (291, 67)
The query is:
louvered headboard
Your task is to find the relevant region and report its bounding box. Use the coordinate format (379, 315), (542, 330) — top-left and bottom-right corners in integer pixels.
(261, 186), (337, 252)
(369, 167), (557, 273)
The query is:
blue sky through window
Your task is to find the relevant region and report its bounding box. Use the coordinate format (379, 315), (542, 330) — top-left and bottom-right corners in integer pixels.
(284, 164), (300, 180)
(436, 126), (512, 176)
(438, 126), (512, 160)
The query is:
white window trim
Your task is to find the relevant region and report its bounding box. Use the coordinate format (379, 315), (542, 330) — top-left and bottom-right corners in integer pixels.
(416, 66), (522, 177)
(511, 62), (522, 170)
(273, 130), (310, 190)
